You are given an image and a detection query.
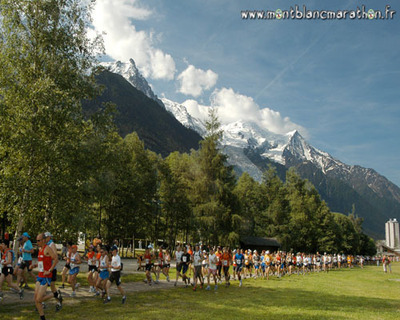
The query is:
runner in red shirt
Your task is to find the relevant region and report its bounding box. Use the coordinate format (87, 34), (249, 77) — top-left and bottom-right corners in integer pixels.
(33, 233), (58, 320)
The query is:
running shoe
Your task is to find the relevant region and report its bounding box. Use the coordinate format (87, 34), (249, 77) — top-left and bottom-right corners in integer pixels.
(103, 297), (111, 304)
(55, 290), (63, 303)
(122, 296), (127, 304)
(55, 302), (62, 312)
(19, 289), (24, 300)
(206, 285), (210, 290)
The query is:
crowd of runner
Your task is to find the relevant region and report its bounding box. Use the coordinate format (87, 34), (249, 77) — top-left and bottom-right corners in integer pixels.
(0, 234), (398, 319)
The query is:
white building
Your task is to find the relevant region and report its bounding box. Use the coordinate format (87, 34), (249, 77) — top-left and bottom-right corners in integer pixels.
(385, 218), (400, 249)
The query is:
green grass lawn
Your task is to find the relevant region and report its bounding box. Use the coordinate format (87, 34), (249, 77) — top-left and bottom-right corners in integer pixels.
(1, 263), (399, 320)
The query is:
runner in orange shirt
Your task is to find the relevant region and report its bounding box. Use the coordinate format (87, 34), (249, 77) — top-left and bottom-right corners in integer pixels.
(220, 247), (232, 286)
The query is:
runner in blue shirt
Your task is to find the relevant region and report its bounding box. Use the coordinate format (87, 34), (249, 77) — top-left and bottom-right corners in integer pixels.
(17, 232), (35, 288)
(235, 249), (245, 287)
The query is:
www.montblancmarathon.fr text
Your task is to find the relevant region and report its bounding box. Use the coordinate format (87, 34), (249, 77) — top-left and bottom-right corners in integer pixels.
(241, 5), (396, 20)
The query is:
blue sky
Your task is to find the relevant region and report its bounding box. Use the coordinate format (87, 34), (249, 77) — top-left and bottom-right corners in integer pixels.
(92, 0), (400, 186)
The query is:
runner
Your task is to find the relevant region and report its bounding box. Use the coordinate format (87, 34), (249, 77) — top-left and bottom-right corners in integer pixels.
(206, 247), (218, 291)
(59, 243), (71, 289)
(231, 249), (237, 281)
(16, 232), (35, 289)
(0, 238), (24, 302)
(264, 250), (272, 280)
(260, 250), (266, 279)
(296, 252), (302, 275)
(174, 245), (184, 287)
(192, 245), (204, 291)
(253, 250), (261, 278)
(86, 245), (97, 292)
(234, 248), (245, 287)
(67, 245), (81, 297)
(161, 248), (171, 282)
(43, 232), (62, 311)
(94, 246), (109, 298)
(104, 245), (126, 304)
(220, 247), (232, 286)
(181, 246), (191, 287)
(202, 250), (208, 277)
(143, 247), (154, 285)
(215, 246), (222, 284)
(155, 246), (164, 284)
(32, 233), (58, 320)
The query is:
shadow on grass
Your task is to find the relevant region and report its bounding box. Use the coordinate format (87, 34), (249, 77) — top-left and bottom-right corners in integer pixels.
(1, 282), (399, 320)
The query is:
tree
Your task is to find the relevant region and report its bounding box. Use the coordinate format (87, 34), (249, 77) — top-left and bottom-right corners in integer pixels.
(234, 172), (266, 237)
(262, 167), (291, 250)
(190, 108), (237, 246)
(0, 0), (103, 246)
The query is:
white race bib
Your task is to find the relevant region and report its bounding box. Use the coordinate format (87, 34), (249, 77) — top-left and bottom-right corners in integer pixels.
(145, 259), (150, 264)
(38, 261), (44, 272)
(223, 260), (228, 266)
(236, 259), (242, 265)
(183, 256), (187, 263)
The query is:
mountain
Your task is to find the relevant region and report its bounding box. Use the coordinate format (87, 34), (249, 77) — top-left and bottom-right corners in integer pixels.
(102, 59), (164, 107)
(104, 59), (400, 238)
(81, 70), (202, 156)
(160, 98), (400, 238)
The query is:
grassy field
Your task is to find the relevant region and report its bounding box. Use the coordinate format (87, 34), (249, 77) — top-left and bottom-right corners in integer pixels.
(1, 263), (399, 320)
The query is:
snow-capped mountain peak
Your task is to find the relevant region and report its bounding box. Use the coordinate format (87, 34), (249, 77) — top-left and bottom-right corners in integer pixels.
(162, 98), (207, 137)
(102, 59), (163, 106)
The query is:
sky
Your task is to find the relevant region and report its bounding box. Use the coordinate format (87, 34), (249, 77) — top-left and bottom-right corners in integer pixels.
(91, 0), (400, 187)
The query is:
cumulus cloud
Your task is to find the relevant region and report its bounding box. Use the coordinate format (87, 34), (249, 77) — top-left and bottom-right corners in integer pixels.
(210, 88), (305, 135)
(177, 65), (218, 97)
(183, 87), (306, 136)
(182, 99), (210, 121)
(92, 0), (176, 80)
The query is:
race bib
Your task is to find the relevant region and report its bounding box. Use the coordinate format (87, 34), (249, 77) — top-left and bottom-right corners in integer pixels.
(88, 258), (93, 265)
(38, 261), (44, 272)
(236, 259), (241, 265)
(223, 260), (228, 266)
(182, 256), (187, 263)
(18, 257), (23, 264)
(145, 259), (149, 264)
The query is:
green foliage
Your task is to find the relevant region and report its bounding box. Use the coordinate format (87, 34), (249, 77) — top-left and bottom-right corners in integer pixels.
(0, 0), (104, 242)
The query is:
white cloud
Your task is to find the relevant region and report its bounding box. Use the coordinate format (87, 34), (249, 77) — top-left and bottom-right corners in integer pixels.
(92, 0), (176, 80)
(177, 65), (218, 97)
(182, 99), (209, 121)
(183, 87), (306, 136)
